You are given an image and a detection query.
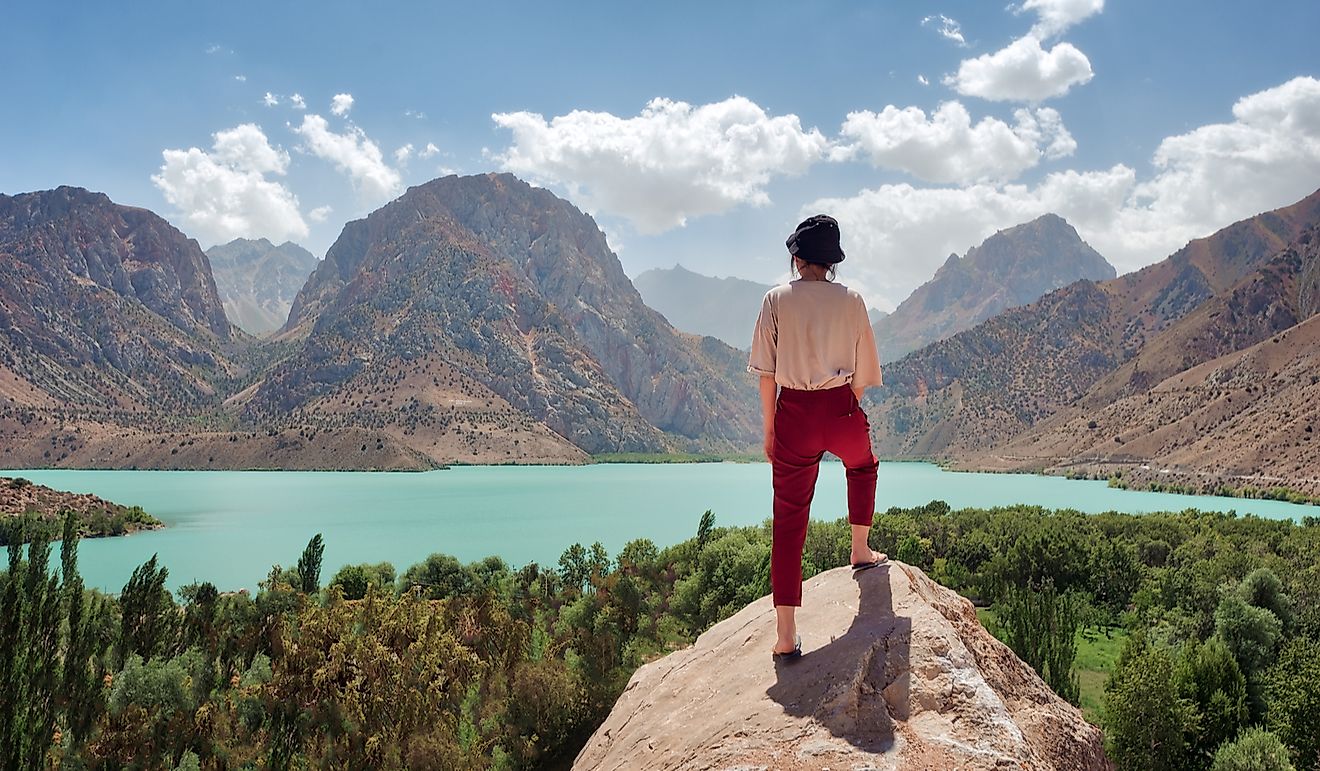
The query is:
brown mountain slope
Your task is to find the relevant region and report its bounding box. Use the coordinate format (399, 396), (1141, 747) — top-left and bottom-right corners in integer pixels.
(874, 213), (1115, 363)
(0, 186), (236, 415)
(985, 229), (1320, 490)
(864, 187), (1320, 460)
(249, 173), (758, 459)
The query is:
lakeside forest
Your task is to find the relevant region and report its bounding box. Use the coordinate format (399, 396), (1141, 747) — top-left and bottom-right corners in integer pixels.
(3, 502), (1319, 770)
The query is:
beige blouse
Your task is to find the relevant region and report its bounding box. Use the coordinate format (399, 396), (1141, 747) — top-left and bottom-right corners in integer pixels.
(747, 280), (883, 391)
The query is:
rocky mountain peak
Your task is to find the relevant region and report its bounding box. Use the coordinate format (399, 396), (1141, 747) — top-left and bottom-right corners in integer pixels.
(0, 186), (230, 339)
(575, 563), (1110, 770)
(874, 213), (1115, 363)
(262, 172), (758, 457)
(206, 237), (318, 336)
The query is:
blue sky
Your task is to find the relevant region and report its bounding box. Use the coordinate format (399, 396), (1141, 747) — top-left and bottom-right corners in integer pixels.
(4, 0), (1319, 310)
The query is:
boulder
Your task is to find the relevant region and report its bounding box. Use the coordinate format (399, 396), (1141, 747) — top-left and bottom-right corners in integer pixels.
(574, 562), (1112, 771)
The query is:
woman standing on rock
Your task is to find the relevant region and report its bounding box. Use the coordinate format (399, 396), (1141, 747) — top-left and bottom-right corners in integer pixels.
(748, 214), (887, 661)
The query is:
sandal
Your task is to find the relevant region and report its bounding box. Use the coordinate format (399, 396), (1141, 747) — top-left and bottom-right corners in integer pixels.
(772, 634), (802, 662)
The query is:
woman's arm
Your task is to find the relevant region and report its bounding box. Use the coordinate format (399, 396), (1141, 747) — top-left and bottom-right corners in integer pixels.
(760, 375), (777, 461)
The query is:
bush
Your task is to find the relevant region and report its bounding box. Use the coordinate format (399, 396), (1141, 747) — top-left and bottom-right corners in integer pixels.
(1211, 728), (1296, 771)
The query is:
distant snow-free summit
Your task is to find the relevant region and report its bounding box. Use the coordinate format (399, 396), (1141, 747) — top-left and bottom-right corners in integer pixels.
(206, 237), (319, 337)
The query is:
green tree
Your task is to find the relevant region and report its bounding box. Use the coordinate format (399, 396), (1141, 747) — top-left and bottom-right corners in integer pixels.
(1236, 568), (1292, 631)
(295, 533), (324, 595)
(59, 512), (103, 750)
(1263, 637), (1320, 770)
(118, 554), (175, 667)
(696, 510), (715, 552)
(1104, 635), (1190, 771)
(559, 543), (589, 594)
(997, 580), (1081, 704)
(1211, 728), (1297, 771)
(0, 517), (62, 771)
(1174, 637), (1249, 768)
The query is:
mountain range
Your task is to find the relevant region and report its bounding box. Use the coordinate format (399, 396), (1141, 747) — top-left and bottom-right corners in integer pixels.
(0, 176), (757, 469)
(2, 175), (1318, 494)
(865, 188), (1320, 495)
(206, 238), (319, 337)
(634, 265), (888, 349)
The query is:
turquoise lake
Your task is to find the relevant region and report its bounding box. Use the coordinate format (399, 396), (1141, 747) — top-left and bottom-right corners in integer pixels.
(12, 463), (1317, 593)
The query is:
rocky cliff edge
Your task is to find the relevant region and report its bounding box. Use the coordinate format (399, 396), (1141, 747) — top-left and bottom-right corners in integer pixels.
(574, 562), (1111, 771)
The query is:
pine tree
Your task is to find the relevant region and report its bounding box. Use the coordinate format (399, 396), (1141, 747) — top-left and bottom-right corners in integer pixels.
(295, 533), (325, 595)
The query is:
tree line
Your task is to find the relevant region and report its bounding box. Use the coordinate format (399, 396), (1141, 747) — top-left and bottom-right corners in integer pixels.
(2, 501), (1318, 769)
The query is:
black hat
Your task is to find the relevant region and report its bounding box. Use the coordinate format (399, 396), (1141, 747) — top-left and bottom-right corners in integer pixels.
(786, 214), (845, 265)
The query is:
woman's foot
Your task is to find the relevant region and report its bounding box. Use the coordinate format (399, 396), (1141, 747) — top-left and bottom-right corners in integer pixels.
(850, 547), (887, 567)
(774, 605), (799, 655)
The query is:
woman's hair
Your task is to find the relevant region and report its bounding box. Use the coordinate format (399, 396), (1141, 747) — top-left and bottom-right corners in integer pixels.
(791, 255), (837, 281)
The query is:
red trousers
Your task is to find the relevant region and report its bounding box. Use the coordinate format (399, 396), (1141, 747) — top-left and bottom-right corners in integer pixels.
(771, 384), (878, 606)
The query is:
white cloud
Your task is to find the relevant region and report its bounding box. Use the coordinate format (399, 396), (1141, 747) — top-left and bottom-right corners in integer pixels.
(152, 124), (308, 245)
(946, 35), (1093, 102)
(404, 109), (427, 119)
(330, 93), (354, 116)
(917, 75), (930, 86)
(1018, 0), (1104, 38)
(234, 75), (246, 83)
(491, 96), (829, 233)
(419, 142), (440, 158)
(263, 92), (279, 107)
(921, 14), (967, 47)
(309, 205), (333, 222)
(836, 102), (1075, 184)
(808, 76), (1320, 310)
(394, 143), (414, 164)
(289, 93), (306, 110)
(292, 114), (402, 202)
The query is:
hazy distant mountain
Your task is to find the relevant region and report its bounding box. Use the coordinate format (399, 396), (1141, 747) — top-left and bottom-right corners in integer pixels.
(0, 186), (232, 413)
(635, 265), (889, 349)
(246, 173), (760, 459)
(874, 214), (1115, 363)
(865, 188), (1320, 465)
(207, 238), (318, 336)
(633, 265), (773, 348)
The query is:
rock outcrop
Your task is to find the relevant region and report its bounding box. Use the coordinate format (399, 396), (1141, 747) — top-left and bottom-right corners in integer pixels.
(575, 562), (1110, 771)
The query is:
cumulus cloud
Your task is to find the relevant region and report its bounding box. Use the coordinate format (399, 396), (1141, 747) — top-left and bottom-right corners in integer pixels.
(233, 75), (246, 82)
(419, 142), (440, 158)
(152, 123), (308, 245)
(289, 93), (306, 110)
(263, 92), (278, 107)
(309, 205), (333, 222)
(921, 14), (967, 46)
(491, 96), (829, 233)
(394, 143), (414, 164)
(292, 114), (402, 202)
(808, 76), (1320, 310)
(945, 35), (1093, 102)
(835, 102), (1075, 184)
(917, 75), (930, 86)
(330, 93), (354, 116)
(1018, 0), (1104, 38)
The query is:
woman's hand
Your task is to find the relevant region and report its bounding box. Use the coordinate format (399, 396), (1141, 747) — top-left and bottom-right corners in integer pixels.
(764, 428), (775, 462)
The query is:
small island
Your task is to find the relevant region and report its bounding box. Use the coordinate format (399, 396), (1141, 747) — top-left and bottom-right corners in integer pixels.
(0, 476), (161, 544)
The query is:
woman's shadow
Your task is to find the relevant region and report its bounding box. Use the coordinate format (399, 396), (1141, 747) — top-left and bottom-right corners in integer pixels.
(765, 564), (912, 754)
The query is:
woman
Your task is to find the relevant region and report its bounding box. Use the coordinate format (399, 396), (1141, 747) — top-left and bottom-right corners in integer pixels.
(748, 214), (886, 661)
